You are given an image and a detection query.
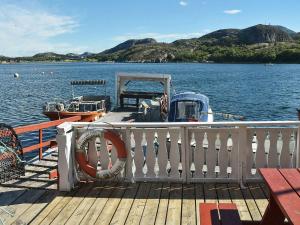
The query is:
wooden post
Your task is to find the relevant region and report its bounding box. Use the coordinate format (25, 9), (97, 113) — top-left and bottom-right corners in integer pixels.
(39, 129), (43, 160)
(57, 122), (75, 191)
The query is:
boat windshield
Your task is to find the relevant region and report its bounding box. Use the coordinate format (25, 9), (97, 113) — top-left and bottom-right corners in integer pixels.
(79, 103), (97, 112)
(174, 100), (203, 122)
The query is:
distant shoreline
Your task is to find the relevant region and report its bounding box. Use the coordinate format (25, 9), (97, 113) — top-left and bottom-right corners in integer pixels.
(1, 60), (300, 65)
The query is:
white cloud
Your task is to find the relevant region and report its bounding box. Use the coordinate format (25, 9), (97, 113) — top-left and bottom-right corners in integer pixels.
(179, 1), (188, 6)
(0, 4), (85, 56)
(224, 9), (242, 15)
(113, 31), (209, 43)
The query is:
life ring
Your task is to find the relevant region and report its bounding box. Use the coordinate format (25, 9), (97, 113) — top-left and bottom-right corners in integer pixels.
(75, 129), (127, 179)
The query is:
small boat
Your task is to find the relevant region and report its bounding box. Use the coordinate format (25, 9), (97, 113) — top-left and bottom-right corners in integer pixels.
(43, 80), (110, 122)
(14, 73), (19, 78)
(100, 73), (213, 123)
(168, 92), (213, 122)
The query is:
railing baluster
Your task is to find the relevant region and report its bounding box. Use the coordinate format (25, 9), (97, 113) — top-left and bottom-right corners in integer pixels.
(289, 132), (296, 168)
(218, 131), (228, 178)
(280, 130), (292, 168)
(168, 128), (180, 178)
(157, 129), (168, 178)
(132, 129), (144, 179)
(145, 129), (156, 178)
(255, 130), (267, 174)
(206, 131), (216, 178)
(193, 130), (204, 179)
(268, 130), (278, 168)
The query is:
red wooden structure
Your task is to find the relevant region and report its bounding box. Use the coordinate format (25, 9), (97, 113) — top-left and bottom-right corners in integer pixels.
(14, 116), (81, 160)
(260, 168), (300, 225)
(200, 203), (242, 225)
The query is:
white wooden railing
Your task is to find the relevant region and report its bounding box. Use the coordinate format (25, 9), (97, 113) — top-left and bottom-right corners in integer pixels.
(57, 121), (300, 191)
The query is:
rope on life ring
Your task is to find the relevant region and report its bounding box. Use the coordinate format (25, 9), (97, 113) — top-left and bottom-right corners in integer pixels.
(75, 129), (127, 179)
(160, 93), (168, 120)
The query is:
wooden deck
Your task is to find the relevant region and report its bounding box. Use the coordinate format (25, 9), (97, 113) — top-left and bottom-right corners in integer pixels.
(0, 149), (269, 225)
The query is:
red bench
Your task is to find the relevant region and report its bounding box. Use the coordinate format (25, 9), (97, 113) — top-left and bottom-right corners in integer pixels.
(200, 203), (242, 225)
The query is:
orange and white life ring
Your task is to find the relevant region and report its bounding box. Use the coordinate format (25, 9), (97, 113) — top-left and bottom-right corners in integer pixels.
(75, 129), (127, 179)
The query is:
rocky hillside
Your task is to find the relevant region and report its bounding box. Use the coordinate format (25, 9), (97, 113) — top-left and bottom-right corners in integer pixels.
(94, 24), (300, 63)
(2, 24), (300, 63)
(103, 38), (157, 54)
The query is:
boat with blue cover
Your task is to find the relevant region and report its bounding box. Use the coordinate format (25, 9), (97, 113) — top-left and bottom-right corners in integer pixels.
(168, 92), (213, 122)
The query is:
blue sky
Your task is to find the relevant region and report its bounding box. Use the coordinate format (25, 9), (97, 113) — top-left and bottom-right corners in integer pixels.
(1, 0), (300, 56)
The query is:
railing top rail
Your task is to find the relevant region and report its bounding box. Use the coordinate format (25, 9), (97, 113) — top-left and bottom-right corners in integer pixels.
(14, 116), (81, 134)
(67, 120), (300, 129)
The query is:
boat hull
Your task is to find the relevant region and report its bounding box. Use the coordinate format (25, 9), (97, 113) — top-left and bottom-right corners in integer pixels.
(43, 111), (105, 122)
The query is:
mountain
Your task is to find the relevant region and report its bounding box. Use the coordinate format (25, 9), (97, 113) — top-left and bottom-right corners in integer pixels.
(94, 24), (300, 63)
(198, 29), (241, 45)
(238, 24), (293, 44)
(80, 52), (95, 58)
(102, 38), (157, 54)
(1, 24), (300, 63)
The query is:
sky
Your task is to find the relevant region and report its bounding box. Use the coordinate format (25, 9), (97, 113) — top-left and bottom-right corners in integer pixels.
(1, 0), (300, 57)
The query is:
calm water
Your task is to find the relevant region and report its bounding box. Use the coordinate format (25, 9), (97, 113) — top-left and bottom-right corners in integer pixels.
(0, 63), (299, 156)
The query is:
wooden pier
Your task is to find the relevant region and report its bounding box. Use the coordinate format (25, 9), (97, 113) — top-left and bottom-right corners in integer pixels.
(4, 118), (298, 225)
(0, 149), (269, 225)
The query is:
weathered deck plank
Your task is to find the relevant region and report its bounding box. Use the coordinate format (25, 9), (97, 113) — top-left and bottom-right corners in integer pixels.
(228, 183), (252, 221)
(14, 190), (58, 225)
(124, 183), (151, 225)
(165, 183), (182, 225)
(140, 183), (163, 225)
(154, 183), (170, 225)
(30, 191), (67, 225)
(1, 188), (46, 224)
(50, 184), (93, 225)
(78, 183), (116, 225)
(215, 183), (231, 203)
(0, 149), (269, 225)
(37, 190), (77, 225)
(94, 183), (128, 225)
(181, 184), (196, 225)
(65, 183), (106, 225)
(247, 183), (269, 217)
(0, 181), (270, 225)
(109, 183), (140, 225)
(241, 184), (262, 221)
(195, 183), (204, 225)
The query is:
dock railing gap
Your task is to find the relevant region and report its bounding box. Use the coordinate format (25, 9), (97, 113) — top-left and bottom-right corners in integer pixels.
(14, 116), (81, 160)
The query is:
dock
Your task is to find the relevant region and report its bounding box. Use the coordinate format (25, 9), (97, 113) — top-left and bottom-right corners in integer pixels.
(2, 113), (300, 224)
(0, 147), (269, 224)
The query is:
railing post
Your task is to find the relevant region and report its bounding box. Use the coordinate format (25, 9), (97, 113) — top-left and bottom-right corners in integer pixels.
(238, 125), (248, 188)
(296, 125), (300, 167)
(57, 122), (76, 191)
(124, 128), (133, 182)
(39, 129), (43, 160)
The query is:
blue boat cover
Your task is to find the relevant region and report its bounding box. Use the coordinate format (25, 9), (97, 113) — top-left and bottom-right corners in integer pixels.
(168, 92), (210, 122)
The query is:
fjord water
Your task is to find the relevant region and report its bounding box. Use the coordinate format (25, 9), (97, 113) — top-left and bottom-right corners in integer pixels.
(1, 63), (299, 158)
(1, 62), (300, 127)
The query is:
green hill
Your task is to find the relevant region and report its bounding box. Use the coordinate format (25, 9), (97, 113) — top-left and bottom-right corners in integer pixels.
(2, 24), (300, 63)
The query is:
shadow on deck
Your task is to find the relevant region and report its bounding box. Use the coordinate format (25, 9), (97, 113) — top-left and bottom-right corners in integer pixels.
(0, 149), (269, 225)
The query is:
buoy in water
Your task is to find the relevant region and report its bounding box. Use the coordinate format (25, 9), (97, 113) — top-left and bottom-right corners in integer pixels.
(14, 73), (19, 78)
